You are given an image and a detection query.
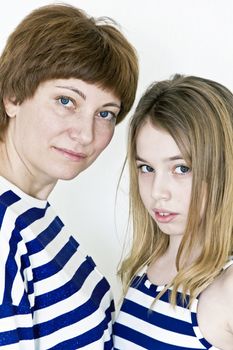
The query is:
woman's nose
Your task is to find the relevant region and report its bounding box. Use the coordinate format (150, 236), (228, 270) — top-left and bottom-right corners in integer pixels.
(68, 114), (94, 145)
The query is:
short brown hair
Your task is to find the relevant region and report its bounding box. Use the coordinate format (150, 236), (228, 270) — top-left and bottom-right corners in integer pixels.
(0, 3), (138, 136)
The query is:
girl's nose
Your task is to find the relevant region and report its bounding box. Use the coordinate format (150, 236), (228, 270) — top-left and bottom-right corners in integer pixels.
(151, 173), (171, 201)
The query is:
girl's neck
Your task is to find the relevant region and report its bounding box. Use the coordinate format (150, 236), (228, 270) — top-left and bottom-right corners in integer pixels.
(167, 234), (183, 258)
(147, 234), (201, 286)
(147, 236), (182, 286)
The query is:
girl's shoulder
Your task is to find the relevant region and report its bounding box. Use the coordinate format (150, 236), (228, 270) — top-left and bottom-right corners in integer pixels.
(218, 259), (233, 340)
(207, 257), (233, 307)
(220, 258), (233, 302)
(196, 258), (233, 348)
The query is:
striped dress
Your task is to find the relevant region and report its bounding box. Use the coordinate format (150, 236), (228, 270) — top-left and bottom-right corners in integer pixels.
(113, 263), (233, 349)
(0, 176), (114, 349)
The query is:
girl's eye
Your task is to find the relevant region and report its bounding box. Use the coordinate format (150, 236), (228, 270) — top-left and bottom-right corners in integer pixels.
(98, 110), (116, 122)
(174, 165), (191, 175)
(138, 164), (154, 173)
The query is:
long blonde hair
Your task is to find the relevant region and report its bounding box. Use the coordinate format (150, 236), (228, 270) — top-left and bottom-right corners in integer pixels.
(119, 74), (233, 306)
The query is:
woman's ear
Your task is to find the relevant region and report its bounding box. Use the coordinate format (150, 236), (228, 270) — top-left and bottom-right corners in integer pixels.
(3, 97), (19, 118)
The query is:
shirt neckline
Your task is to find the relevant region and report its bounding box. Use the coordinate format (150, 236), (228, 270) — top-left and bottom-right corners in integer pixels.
(140, 263), (231, 350)
(0, 175), (48, 208)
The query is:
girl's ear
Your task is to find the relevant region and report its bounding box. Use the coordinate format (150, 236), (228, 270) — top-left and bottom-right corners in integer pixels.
(3, 97), (19, 118)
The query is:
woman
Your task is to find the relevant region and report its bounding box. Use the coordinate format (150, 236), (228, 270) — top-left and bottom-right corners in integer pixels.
(114, 75), (233, 349)
(0, 3), (138, 348)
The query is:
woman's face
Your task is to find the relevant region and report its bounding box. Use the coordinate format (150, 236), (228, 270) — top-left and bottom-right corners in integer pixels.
(135, 121), (193, 237)
(4, 78), (121, 195)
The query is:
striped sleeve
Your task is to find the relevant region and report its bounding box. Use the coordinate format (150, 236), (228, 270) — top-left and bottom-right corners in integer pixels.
(0, 196), (35, 348)
(0, 188), (114, 349)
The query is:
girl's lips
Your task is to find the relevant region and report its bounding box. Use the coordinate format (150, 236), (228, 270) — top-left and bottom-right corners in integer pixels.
(153, 209), (178, 223)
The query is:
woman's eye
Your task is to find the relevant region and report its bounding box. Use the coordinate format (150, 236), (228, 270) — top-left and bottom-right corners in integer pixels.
(138, 164), (154, 173)
(98, 110), (116, 122)
(174, 165), (191, 175)
(58, 96), (73, 107)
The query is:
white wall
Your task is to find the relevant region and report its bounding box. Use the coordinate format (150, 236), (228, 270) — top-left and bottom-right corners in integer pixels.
(1, 0), (233, 303)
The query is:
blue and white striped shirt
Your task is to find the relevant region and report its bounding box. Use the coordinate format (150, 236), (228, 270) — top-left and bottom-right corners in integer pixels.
(113, 264), (230, 349)
(0, 176), (114, 349)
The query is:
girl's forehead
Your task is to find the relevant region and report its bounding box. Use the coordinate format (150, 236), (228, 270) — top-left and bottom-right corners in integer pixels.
(136, 122), (182, 160)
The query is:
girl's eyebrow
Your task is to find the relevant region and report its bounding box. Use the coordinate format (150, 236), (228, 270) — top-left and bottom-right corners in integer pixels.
(167, 155), (184, 161)
(136, 155), (184, 162)
(135, 156), (147, 162)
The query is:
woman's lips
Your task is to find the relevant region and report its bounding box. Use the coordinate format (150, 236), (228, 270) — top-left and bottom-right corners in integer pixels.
(53, 147), (87, 161)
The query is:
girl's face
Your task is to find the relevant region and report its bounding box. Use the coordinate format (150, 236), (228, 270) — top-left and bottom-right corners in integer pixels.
(136, 121), (192, 237)
(4, 79), (121, 197)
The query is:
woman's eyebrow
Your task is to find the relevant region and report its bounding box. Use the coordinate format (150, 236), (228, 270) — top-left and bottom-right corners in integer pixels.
(55, 86), (121, 109)
(56, 85), (86, 100)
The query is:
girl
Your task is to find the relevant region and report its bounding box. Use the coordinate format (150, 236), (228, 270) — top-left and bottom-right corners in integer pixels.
(114, 75), (233, 349)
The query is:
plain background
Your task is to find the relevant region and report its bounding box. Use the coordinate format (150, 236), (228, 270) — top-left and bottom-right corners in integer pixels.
(1, 0), (233, 303)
